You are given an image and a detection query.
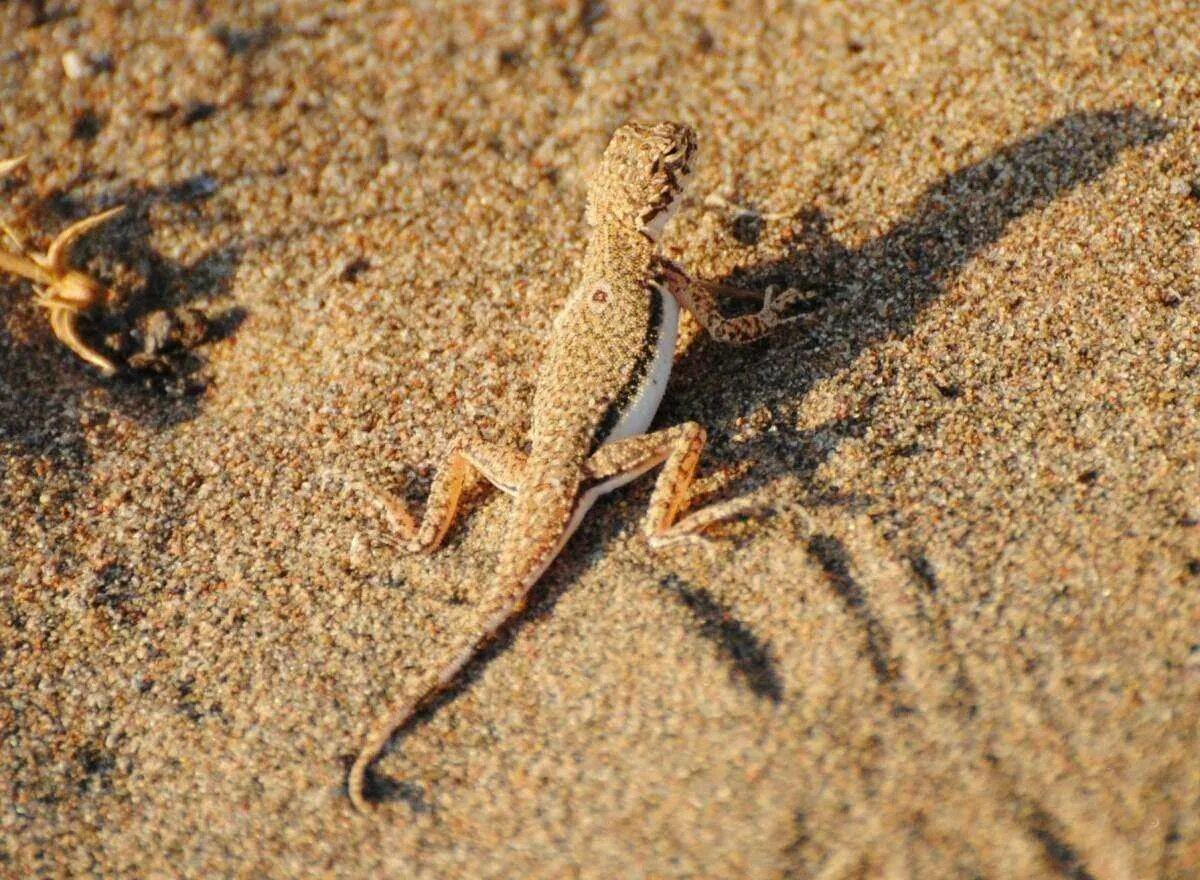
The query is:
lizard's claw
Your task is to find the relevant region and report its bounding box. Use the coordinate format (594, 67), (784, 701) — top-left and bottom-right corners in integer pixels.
(368, 488), (422, 545)
(763, 285), (817, 314)
(646, 529), (717, 552)
(646, 496), (771, 551)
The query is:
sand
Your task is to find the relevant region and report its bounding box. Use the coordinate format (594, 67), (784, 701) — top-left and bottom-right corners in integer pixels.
(1, 1), (1198, 877)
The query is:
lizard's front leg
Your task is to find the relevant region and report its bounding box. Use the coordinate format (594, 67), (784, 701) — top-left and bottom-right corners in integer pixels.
(374, 437), (526, 553)
(585, 422), (760, 549)
(655, 256), (816, 345)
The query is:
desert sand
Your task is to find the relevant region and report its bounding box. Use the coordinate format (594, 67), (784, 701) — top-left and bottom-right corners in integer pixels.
(1, 1), (1198, 877)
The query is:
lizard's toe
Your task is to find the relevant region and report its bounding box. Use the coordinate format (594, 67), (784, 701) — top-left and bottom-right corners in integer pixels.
(764, 285), (816, 314)
(647, 530), (715, 552)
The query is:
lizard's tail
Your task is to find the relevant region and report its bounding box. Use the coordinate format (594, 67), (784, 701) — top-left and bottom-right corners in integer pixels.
(348, 480), (581, 813)
(347, 631), (486, 813)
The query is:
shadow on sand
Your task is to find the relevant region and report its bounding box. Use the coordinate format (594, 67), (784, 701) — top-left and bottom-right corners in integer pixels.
(352, 107), (1169, 803)
(665, 107), (1169, 498)
(0, 174), (246, 470)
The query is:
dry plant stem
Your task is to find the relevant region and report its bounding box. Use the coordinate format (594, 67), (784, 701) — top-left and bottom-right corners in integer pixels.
(348, 123), (814, 813)
(0, 248), (51, 286)
(0, 156), (124, 376)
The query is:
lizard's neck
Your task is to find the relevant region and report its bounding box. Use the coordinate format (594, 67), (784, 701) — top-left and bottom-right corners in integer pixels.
(585, 223), (657, 269)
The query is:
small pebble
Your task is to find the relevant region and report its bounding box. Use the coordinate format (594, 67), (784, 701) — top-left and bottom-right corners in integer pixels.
(61, 51), (91, 80)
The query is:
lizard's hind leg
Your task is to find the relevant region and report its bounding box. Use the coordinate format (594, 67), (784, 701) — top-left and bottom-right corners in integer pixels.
(585, 422), (762, 549)
(374, 437), (526, 553)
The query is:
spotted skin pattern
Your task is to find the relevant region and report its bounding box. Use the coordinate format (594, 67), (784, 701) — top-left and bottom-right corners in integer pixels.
(349, 121), (813, 812)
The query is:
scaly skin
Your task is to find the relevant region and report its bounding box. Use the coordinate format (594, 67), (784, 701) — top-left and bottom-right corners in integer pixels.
(349, 121), (814, 812)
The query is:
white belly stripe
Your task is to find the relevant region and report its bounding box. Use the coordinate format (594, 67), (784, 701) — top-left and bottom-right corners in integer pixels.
(520, 285), (680, 586)
(603, 283), (680, 445)
(525, 451), (667, 589)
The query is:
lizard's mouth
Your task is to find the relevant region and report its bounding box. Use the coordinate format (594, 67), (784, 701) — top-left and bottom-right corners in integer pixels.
(642, 167), (694, 241)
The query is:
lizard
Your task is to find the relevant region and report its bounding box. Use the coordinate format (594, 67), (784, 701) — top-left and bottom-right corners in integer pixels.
(348, 121), (813, 812)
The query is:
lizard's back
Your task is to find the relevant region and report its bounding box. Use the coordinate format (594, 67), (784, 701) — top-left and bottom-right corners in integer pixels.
(497, 121), (697, 590)
(527, 232), (670, 470)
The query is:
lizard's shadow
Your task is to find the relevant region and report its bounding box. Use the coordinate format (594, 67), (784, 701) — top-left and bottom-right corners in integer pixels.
(662, 107), (1169, 499)
(354, 108), (1169, 803)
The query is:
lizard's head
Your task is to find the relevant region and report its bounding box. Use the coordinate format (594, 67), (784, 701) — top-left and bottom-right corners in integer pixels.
(587, 121), (697, 241)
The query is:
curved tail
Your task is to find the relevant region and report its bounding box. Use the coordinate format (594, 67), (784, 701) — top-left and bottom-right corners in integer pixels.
(348, 475), (583, 813)
(347, 630), (490, 812)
